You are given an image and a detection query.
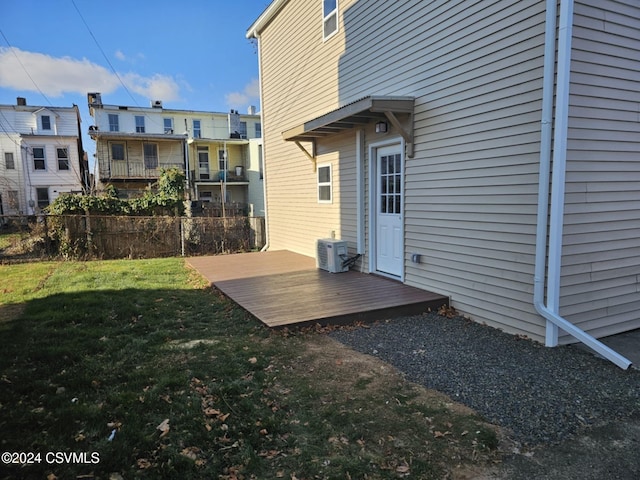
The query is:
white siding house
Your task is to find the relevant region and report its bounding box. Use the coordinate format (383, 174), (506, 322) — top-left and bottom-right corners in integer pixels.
(0, 99), (87, 215)
(248, 0), (640, 368)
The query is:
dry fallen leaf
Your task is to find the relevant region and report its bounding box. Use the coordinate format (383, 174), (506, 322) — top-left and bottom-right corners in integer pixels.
(181, 447), (199, 461)
(137, 458), (152, 469)
(248, 357), (258, 364)
(157, 418), (170, 437)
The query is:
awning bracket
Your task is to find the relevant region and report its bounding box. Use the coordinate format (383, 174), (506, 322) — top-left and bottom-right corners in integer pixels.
(384, 110), (414, 158)
(295, 140), (316, 170)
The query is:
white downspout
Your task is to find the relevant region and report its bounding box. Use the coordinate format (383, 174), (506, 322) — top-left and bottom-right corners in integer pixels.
(250, 32), (270, 252)
(534, 0), (631, 369)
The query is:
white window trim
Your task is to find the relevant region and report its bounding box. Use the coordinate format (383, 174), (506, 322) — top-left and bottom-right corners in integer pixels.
(163, 118), (174, 134)
(32, 146), (46, 171)
(56, 147), (70, 171)
(41, 115), (51, 131)
(323, 0), (339, 41)
(135, 115), (146, 133)
(317, 163), (332, 204)
(193, 119), (202, 139)
(108, 114), (119, 132)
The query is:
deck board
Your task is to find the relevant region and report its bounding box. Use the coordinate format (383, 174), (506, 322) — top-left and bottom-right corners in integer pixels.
(187, 250), (448, 328)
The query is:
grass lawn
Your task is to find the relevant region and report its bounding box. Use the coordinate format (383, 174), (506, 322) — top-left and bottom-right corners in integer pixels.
(0, 258), (500, 479)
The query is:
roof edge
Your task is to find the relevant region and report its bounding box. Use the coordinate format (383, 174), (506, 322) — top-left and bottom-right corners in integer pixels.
(246, 0), (289, 39)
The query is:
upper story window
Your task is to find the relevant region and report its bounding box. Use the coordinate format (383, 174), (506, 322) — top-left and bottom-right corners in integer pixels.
(57, 148), (69, 170)
(4, 152), (15, 169)
(163, 118), (173, 134)
(32, 147), (46, 170)
(135, 116), (145, 133)
(193, 120), (201, 139)
(255, 123), (262, 138)
(108, 114), (119, 132)
(41, 115), (51, 130)
(239, 122), (247, 139)
(323, 0), (338, 40)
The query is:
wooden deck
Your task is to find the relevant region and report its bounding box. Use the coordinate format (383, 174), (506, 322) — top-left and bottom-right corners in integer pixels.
(187, 250), (449, 328)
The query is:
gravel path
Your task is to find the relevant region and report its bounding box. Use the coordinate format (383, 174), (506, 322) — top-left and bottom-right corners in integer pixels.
(329, 313), (640, 446)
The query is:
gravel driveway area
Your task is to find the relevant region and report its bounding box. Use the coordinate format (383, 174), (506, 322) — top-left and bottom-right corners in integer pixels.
(329, 313), (640, 447)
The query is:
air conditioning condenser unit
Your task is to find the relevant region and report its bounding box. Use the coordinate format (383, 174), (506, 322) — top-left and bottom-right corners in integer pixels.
(316, 238), (349, 273)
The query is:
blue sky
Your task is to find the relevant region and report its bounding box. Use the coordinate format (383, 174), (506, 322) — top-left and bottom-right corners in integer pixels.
(0, 0), (269, 116)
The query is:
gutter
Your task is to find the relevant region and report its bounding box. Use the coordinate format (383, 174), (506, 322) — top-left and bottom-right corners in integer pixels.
(246, 0), (288, 40)
(534, 0), (631, 369)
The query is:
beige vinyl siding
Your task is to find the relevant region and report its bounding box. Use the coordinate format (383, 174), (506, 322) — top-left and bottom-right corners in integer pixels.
(258, 0), (549, 339)
(560, 0), (640, 341)
(257, 0), (640, 343)
(342, 0), (548, 340)
(259, 0), (347, 256)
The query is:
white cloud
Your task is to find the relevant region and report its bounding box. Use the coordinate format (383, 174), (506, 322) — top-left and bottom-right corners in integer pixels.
(225, 78), (260, 110)
(0, 47), (118, 96)
(122, 73), (181, 102)
(0, 47), (179, 101)
(114, 49), (145, 64)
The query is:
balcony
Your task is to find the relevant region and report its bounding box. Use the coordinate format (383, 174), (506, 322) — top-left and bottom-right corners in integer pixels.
(195, 167), (248, 184)
(100, 161), (185, 181)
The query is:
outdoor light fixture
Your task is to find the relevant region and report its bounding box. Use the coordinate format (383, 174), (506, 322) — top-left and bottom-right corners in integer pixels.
(375, 121), (388, 133)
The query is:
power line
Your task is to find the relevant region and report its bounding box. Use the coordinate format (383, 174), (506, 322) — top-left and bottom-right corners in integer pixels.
(0, 29), (54, 107)
(70, 0), (141, 107)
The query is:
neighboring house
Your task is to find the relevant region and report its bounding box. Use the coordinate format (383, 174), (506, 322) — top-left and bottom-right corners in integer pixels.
(0, 97), (88, 215)
(87, 93), (264, 216)
(247, 0), (640, 367)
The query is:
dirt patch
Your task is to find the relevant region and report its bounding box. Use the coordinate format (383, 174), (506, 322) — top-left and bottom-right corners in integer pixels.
(298, 335), (505, 479)
(304, 334), (640, 480)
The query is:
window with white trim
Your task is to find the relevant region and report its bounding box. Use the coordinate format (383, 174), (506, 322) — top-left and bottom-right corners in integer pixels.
(41, 115), (51, 130)
(317, 164), (332, 203)
(135, 115), (145, 133)
(163, 118), (173, 134)
(5, 152), (15, 169)
(198, 147), (210, 180)
(108, 114), (119, 132)
(323, 0), (338, 40)
(193, 119), (201, 139)
(33, 147), (45, 170)
(57, 148), (69, 170)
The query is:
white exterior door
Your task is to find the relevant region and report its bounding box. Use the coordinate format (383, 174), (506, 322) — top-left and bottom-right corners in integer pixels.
(375, 144), (403, 277)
